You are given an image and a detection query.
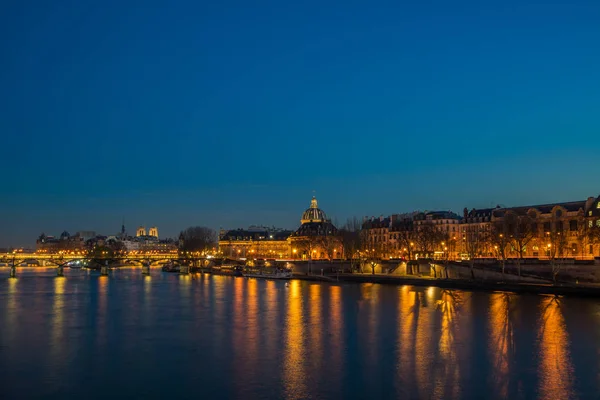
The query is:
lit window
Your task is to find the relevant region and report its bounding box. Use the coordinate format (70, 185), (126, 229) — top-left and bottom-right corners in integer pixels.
(597, 220), (600, 227)
(597, 203), (600, 209)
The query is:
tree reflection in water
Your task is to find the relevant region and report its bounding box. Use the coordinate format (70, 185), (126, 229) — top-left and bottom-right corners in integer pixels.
(537, 296), (574, 400)
(488, 292), (515, 398)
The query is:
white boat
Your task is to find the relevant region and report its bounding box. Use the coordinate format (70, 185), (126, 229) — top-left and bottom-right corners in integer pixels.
(243, 269), (292, 280)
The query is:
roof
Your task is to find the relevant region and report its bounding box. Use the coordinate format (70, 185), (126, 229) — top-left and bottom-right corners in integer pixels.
(220, 229), (293, 241)
(492, 200), (587, 218)
(292, 221), (338, 237)
(415, 211), (462, 220)
(301, 196), (328, 224)
(362, 217), (390, 229)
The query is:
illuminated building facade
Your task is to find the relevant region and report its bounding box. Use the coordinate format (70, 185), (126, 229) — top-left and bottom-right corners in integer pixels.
(218, 228), (293, 259)
(219, 196), (343, 260)
(362, 211), (461, 259)
(462, 195), (600, 259)
(36, 231), (86, 254)
(289, 197), (342, 260)
(35, 224), (176, 255)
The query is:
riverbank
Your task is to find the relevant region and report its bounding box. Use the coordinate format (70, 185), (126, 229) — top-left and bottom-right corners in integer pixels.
(314, 273), (600, 298)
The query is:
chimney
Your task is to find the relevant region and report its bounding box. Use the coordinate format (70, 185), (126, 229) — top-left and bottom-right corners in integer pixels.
(585, 196), (596, 212)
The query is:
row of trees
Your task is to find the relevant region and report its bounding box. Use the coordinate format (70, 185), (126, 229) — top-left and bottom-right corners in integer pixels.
(469, 213), (600, 280)
(179, 226), (217, 253)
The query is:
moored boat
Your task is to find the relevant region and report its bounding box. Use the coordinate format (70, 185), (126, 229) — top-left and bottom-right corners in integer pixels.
(243, 268), (292, 280)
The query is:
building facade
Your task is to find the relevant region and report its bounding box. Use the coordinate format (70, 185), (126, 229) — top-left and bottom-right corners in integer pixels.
(461, 195), (600, 259)
(289, 197), (342, 260)
(218, 228), (293, 259)
(362, 211), (461, 260)
(218, 196), (343, 260)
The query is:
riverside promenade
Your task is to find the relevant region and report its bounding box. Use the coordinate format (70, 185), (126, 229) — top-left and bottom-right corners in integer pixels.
(291, 271), (600, 298)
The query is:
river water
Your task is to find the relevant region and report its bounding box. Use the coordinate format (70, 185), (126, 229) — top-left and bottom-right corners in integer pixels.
(1, 267), (599, 399)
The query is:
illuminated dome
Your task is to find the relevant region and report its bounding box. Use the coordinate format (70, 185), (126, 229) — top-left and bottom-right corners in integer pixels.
(301, 197), (328, 224)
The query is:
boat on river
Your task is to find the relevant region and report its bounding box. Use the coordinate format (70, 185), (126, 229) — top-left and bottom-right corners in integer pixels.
(243, 268), (292, 280)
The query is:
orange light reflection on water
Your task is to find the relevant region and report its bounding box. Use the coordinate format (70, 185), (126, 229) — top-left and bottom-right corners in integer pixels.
(309, 284), (322, 366)
(432, 290), (466, 400)
(283, 280), (307, 399)
(247, 278), (259, 364)
(6, 278), (18, 343)
(263, 280), (278, 366)
(397, 287), (417, 385)
(50, 277), (66, 369)
(414, 290), (433, 399)
(97, 276), (108, 347)
(488, 293), (514, 398)
(329, 284), (343, 349)
(537, 296), (574, 400)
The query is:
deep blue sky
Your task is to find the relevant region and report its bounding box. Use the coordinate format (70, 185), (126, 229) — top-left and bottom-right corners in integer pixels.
(1, 0), (600, 247)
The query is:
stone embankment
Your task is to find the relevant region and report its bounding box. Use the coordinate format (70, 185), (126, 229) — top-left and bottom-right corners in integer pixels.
(286, 259), (600, 298)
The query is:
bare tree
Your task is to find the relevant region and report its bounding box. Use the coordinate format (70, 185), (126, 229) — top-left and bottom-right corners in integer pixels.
(317, 234), (341, 260)
(490, 220), (510, 278)
(464, 227), (490, 279)
(415, 221), (440, 259)
(543, 215), (569, 283)
(588, 219), (600, 257)
(179, 226), (217, 254)
(506, 213), (535, 277)
(340, 218), (362, 272)
(393, 221), (420, 275)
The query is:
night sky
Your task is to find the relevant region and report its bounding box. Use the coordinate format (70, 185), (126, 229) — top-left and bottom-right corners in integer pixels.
(1, 0), (600, 247)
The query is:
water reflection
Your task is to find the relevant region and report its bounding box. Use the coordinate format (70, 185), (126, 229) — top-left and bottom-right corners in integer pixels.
(328, 284), (343, 394)
(5, 278), (18, 345)
(432, 290), (464, 399)
(48, 277), (66, 386)
(538, 296), (574, 400)
(309, 284), (322, 370)
(283, 280), (307, 399)
(329, 285), (343, 359)
(263, 280), (278, 367)
(488, 293), (515, 398)
(397, 287), (417, 391)
(96, 276), (109, 347)
(232, 277), (246, 396)
(144, 275), (152, 296)
(178, 274), (191, 298)
(414, 290), (433, 399)
(2, 271), (599, 399)
(246, 279), (259, 369)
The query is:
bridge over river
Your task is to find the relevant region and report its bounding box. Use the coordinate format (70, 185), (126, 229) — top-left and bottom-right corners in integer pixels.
(0, 252), (214, 278)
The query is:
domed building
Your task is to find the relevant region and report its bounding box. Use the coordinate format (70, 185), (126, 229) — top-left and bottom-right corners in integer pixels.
(290, 197), (342, 260)
(218, 196), (343, 260)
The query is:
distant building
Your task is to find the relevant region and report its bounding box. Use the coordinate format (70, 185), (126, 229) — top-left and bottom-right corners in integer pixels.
(362, 211), (462, 260)
(462, 195), (600, 259)
(219, 196), (342, 260)
(76, 231), (96, 241)
(219, 228), (292, 259)
(35, 224), (175, 255)
(36, 231), (86, 254)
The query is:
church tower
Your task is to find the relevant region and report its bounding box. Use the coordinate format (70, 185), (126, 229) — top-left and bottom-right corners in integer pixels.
(148, 226), (158, 238)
